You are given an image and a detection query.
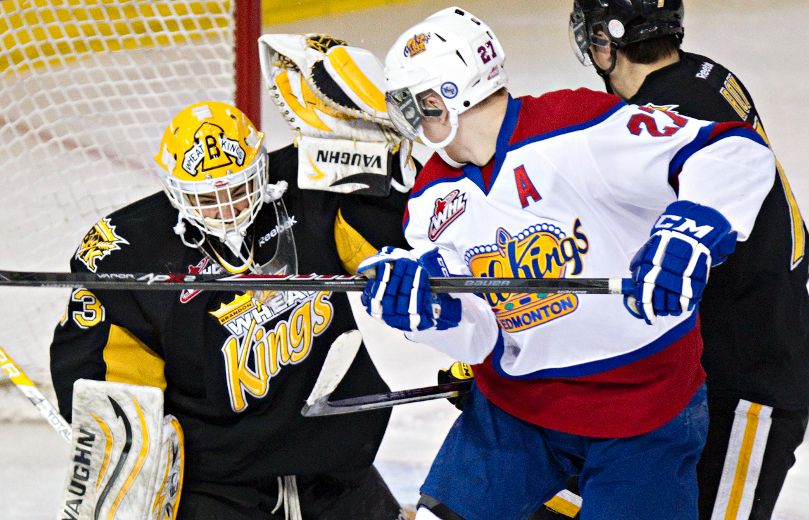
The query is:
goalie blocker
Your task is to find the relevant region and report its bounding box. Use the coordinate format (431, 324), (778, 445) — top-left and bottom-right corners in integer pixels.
(259, 33), (416, 197)
(59, 380), (183, 520)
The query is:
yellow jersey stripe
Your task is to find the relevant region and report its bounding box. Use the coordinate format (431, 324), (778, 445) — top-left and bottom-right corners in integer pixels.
(103, 325), (167, 391)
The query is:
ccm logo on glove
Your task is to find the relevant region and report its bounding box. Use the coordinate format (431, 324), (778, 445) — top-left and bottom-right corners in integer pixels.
(626, 200), (737, 325)
(653, 214), (716, 239)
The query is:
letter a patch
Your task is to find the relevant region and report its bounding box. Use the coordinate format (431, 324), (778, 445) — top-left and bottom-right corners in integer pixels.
(514, 165), (541, 208)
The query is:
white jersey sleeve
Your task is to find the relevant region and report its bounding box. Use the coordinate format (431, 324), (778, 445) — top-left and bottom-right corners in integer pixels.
(676, 132), (775, 240)
(404, 242), (501, 364)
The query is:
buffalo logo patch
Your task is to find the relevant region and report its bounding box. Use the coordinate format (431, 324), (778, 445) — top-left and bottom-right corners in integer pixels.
(429, 189), (467, 241)
(76, 217), (129, 272)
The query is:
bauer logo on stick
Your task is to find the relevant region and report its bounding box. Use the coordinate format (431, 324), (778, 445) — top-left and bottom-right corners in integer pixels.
(75, 217), (129, 272)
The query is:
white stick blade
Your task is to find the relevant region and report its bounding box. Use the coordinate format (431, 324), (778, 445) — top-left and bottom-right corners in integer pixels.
(304, 329), (363, 406)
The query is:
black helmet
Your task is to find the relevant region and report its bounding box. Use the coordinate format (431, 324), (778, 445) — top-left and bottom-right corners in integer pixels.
(570, 0), (684, 65)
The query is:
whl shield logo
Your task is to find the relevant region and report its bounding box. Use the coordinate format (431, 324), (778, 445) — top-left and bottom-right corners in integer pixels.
(180, 257), (222, 303)
(428, 189), (467, 241)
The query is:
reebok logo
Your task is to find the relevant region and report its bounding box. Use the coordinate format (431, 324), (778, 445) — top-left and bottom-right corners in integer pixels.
(696, 62), (714, 80)
(258, 216), (297, 247)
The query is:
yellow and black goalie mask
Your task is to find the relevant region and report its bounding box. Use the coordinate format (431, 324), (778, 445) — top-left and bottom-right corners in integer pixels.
(154, 101), (267, 248)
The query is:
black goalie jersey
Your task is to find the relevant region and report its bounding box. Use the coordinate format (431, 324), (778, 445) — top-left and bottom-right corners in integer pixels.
(50, 144), (409, 485)
(628, 51), (809, 409)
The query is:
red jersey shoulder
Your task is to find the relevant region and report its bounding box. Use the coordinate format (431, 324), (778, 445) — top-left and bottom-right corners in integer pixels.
(511, 88), (623, 144)
(411, 153), (465, 196)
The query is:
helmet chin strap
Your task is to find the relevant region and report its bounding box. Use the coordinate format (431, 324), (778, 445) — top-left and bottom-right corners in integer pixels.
(221, 231), (247, 257)
(437, 149), (465, 168)
(591, 45), (619, 79)
(417, 109), (459, 150)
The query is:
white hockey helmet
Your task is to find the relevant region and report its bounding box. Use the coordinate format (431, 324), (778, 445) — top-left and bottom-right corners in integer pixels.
(384, 6), (507, 149)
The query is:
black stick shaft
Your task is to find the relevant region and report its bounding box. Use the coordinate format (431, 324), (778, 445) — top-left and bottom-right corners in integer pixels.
(0, 269), (631, 294)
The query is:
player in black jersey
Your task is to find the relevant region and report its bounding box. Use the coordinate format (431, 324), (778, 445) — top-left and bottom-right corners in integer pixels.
(50, 37), (416, 520)
(536, 2), (809, 519)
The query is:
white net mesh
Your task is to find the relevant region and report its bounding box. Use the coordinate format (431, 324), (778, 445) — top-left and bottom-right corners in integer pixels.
(0, 0), (246, 420)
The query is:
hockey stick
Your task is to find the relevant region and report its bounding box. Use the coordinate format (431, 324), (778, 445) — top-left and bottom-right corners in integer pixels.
(301, 380), (472, 417)
(0, 343), (72, 443)
(301, 330), (472, 417)
(0, 269), (632, 294)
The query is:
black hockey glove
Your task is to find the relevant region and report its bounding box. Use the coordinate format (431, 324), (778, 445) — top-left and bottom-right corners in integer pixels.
(437, 361), (474, 411)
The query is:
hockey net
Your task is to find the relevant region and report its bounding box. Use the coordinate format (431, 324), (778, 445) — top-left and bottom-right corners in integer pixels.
(0, 0), (261, 421)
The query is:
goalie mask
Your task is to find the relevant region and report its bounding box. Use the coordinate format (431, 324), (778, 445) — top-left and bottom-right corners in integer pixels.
(384, 6), (507, 149)
(155, 101), (297, 274)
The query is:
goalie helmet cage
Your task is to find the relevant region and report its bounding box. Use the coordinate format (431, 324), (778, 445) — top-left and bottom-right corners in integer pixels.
(0, 0), (261, 420)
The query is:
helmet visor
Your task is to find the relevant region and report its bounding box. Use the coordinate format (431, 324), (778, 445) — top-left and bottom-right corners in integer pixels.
(385, 88), (445, 142)
(386, 88), (423, 141)
(569, 9), (592, 66)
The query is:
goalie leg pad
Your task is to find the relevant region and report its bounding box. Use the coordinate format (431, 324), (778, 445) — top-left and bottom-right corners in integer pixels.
(59, 379), (184, 520)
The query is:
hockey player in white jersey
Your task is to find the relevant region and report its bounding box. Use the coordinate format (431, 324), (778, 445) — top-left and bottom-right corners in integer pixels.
(357, 6), (776, 520)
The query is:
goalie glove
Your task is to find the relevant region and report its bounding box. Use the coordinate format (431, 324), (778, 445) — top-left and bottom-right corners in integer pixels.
(58, 380), (184, 520)
(259, 33), (416, 196)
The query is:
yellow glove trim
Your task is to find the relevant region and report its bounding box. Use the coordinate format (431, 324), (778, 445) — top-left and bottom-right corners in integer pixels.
(275, 70), (332, 132)
(327, 46), (387, 113)
(449, 361), (474, 380)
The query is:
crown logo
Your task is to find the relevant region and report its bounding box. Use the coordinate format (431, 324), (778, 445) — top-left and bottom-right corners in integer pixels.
(403, 33), (431, 58)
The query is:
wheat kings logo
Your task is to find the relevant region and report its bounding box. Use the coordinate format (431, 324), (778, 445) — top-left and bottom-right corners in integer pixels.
(76, 217), (129, 272)
(211, 290), (335, 412)
(182, 122), (246, 176)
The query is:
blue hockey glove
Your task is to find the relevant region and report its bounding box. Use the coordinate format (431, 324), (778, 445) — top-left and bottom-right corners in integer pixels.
(358, 247), (460, 332)
(627, 200), (737, 324)
(416, 248), (461, 330)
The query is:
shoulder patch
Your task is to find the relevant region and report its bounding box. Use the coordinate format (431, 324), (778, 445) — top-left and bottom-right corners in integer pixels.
(428, 189), (467, 241)
(75, 217), (129, 272)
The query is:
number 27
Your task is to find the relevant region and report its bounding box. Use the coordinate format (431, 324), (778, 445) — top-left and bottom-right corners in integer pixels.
(477, 41), (497, 64)
(627, 106), (687, 137)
